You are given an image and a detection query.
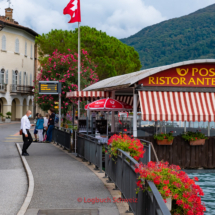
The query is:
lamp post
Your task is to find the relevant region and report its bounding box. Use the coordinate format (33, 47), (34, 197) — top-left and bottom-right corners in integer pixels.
(0, 21), (5, 31)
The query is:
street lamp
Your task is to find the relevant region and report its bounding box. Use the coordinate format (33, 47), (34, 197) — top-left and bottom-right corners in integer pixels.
(0, 21), (5, 31)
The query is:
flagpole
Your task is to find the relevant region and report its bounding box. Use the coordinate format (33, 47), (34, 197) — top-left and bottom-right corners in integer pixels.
(78, 22), (81, 119)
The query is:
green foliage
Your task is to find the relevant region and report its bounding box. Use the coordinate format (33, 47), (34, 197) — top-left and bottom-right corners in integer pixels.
(154, 132), (174, 141)
(121, 4), (215, 69)
(6, 112), (12, 119)
(182, 131), (208, 142)
(0, 113), (4, 118)
(35, 26), (142, 80)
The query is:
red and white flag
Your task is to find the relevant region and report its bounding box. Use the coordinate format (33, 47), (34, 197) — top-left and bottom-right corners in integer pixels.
(63, 0), (81, 23)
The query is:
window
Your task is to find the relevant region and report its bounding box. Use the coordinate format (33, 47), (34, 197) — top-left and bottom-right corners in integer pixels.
(12, 70), (18, 85)
(2, 35), (6, 51)
(15, 38), (19, 53)
(15, 70), (18, 85)
(25, 41), (27, 56)
(0, 69), (5, 84)
(23, 72), (26, 85)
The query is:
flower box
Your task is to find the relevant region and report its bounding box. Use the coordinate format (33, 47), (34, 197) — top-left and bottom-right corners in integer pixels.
(156, 139), (173, 145)
(118, 151), (130, 157)
(189, 139), (205, 146)
(5, 118), (11, 123)
(165, 196), (172, 211)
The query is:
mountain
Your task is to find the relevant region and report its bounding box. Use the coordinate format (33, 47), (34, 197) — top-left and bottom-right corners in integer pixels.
(121, 4), (215, 69)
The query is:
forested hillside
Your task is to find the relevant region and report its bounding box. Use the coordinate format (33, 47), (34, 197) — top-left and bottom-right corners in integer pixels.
(121, 4), (215, 69)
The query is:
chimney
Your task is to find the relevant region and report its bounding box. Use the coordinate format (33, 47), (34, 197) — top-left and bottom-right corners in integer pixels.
(5, 8), (13, 21)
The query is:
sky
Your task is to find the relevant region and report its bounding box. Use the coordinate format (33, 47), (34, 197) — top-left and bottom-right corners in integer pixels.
(0, 0), (215, 39)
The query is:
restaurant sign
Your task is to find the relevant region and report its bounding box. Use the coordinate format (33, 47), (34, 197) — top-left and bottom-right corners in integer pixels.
(139, 64), (215, 87)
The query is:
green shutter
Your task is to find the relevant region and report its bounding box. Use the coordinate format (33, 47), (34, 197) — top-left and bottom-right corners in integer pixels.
(19, 71), (22, 85)
(5, 70), (8, 84)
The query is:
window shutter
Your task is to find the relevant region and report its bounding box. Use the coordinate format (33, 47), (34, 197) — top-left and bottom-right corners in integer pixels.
(23, 72), (26, 85)
(31, 44), (32, 58)
(25, 42), (27, 56)
(26, 73), (28, 85)
(2, 35), (6, 50)
(30, 74), (32, 86)
(0, 72), (2, 84)
(6, 70), (8, 84)
(15, 39), (19, 53)
(12, 70), (15, 85)
(19, 71), (22, 85)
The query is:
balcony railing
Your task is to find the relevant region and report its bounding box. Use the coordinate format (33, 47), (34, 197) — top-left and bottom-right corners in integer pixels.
(10, 84), (34, 95)
(0, 84), (7, 93)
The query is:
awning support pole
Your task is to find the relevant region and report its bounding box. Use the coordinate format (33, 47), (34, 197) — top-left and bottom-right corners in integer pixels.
(111, 91), (115, 133)
(208, 121), (210, 137)
(133, 88), (137, 138)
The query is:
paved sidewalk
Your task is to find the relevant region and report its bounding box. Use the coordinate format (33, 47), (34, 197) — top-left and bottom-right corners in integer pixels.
(20, 142), (119, 215)
(0, 122), (27, 215)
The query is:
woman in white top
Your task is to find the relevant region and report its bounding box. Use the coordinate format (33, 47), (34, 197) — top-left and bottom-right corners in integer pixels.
(43, 113), (49, 138)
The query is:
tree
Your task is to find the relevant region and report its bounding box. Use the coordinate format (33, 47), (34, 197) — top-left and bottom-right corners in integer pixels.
(34, 49), (98, 115)
(35, 26), (142, 80)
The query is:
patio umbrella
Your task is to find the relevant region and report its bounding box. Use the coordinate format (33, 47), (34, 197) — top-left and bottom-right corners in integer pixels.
(85, 98), (132, 111)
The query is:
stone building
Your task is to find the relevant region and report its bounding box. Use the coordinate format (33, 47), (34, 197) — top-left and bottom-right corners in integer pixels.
(0, 7), (38, 120)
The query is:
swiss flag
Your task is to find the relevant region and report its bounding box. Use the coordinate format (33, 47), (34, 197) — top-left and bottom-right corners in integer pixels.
(63, 0), (81, 23)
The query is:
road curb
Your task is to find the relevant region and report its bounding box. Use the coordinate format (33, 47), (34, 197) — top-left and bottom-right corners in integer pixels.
(16, 143), (34, 215)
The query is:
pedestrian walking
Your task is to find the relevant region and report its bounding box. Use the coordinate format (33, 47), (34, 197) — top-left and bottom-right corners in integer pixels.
(46, 108), (55, 143)
(33, 113), (39, 142)
(20, 110), (34, 156)
(43, 113), (49, 140)
(36, 114), (44, 142)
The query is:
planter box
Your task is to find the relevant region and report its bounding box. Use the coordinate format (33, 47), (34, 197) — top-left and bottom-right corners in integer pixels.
(156, 139), (173, 145)
(166, 197), (172, 211)
(118, 151), (130, 157)
(190, 139), (205, 146)
(5, 118), (11, 123)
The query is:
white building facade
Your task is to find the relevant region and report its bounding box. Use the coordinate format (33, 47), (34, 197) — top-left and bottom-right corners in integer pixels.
(0, 8), (38, 120)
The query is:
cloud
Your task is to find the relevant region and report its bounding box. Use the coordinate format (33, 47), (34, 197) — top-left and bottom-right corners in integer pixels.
(0, 0), (165, 38)
(1, 0), (214, 39)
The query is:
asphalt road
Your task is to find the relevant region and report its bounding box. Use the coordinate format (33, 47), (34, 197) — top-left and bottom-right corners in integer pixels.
(0, 122), (27, 215)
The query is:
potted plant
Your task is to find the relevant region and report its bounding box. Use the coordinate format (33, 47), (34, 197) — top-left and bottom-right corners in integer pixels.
(5, 111), (12, 123)
(107, 134), (145, 161)
(154, 132), (174, 145)
(135, 161), (206, 214)
(0, 113), (4, 123)
(182, 131), (208, 146)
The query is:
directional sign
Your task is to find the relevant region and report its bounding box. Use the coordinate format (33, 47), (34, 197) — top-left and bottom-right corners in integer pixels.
(54, 106), (59, 109)
(54, 102), (59, 105)
(39, 81), (61, 95)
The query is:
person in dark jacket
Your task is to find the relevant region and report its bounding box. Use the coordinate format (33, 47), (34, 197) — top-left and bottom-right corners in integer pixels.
(46, 108), (55, 143)
(36, 114), (44, 142)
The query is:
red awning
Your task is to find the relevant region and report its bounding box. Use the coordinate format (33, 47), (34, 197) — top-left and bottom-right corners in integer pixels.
(66, 91), (111, 101)
(116, 95), (141, 111)
(139, 91), (215, 122)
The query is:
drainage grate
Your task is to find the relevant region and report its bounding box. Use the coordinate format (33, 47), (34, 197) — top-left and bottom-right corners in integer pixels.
(38, 209), (99, 215)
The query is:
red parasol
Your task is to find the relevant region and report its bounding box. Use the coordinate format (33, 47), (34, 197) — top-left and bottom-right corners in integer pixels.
(85, 98), (132, 111)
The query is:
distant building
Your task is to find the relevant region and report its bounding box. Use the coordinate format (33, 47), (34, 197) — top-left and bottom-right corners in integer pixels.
(0, 7), (38, 120)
